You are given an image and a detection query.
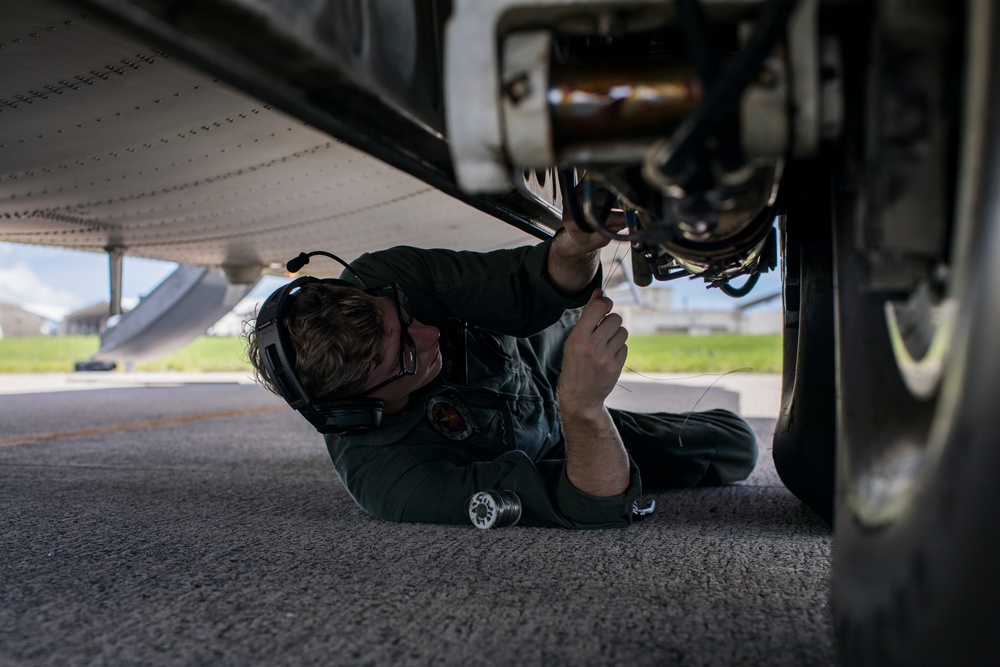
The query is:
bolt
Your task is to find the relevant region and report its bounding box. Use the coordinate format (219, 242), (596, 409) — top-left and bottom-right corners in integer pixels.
(503, 73), (531, 104)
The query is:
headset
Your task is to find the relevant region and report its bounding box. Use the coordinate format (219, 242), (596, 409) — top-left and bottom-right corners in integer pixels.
(254, 251), (385, 435)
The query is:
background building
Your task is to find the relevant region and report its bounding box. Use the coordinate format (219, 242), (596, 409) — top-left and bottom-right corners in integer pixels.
(0, 302), (48, 337)
(609, 284), (782, 336)
(60, 302), (114, 335)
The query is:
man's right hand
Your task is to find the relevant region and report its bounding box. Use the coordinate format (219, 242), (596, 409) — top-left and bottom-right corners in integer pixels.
(558, 289), (629, 416)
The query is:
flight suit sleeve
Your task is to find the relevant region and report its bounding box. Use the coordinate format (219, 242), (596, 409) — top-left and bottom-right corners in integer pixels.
(327, 436), (641, 530)
(344, 240), (601, 338)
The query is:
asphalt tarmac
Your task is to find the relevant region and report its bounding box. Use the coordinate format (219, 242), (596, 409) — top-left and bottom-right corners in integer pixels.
(0, 372), (834, 666)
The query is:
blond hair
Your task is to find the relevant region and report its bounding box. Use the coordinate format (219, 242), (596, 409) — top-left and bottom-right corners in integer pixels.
(244, 282), (385, 401)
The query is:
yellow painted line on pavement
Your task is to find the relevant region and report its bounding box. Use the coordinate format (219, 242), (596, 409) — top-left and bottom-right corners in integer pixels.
(0, 404), (289, 448)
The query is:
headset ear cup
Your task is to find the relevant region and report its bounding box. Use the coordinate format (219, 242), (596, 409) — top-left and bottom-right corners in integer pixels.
(314, 399), (384, 434)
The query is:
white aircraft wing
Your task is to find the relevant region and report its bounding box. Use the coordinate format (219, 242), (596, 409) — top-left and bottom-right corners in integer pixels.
(0, 0), (560, 359)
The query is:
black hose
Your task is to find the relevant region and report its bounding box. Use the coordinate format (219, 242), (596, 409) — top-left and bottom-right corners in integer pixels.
(582, 179), (616, 227)
(719, 271), (761, 297)
(558, 169), (595, 232)
(675, 0), (751, 175)
(654, 0), (798, 179)
(675, 0), (718, 84)
(559, 169), (622, 241)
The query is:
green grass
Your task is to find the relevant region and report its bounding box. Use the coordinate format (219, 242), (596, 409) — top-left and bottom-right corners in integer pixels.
(130, 336), (253, 373)
(626, 333), (782, 374)
(0, 335), (252, 374)
(0, 333), (782, 374)
(0, 336), (105, 373)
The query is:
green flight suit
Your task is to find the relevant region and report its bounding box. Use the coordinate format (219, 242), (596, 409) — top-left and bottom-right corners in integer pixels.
(324, 240), (757, 529)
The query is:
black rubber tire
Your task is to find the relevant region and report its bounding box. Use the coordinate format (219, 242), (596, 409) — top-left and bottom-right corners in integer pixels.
(831, 7), (1000, 663)
(832, 178), (1000, 666)
(772, 160), (837, 526)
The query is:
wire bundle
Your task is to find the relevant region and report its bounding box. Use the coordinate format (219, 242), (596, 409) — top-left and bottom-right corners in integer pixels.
(467, 490), (522, 529)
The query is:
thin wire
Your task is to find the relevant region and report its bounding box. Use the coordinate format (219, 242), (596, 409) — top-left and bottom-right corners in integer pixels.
(623, 366), (752, 383)
(601, 245), (756, 443)
(610, 365), (754, 447)
(677, 367), (752, 446)
(603, 242), (625, 293)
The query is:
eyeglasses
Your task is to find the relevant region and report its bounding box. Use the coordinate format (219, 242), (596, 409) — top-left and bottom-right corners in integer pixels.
(356, 284), (418, 397)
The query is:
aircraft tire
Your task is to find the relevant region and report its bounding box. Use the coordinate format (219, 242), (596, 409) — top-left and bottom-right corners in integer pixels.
(831, 185), (1000, 666)
(831, 12), (1000, 659)
(772, 160), (837, 526)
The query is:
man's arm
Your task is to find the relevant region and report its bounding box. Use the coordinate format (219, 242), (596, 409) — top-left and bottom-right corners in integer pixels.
(557, 289), (631, 496)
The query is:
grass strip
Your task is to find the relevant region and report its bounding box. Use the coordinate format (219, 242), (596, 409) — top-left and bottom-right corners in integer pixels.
(0, 333), (782, 374)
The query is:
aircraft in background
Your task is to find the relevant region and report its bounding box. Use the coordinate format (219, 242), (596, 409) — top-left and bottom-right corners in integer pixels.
(3, 1), (999, 663)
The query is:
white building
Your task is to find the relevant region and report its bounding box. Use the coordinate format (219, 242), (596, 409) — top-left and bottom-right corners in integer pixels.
(609, 283), (782, 336)
(0, 302), (49, 337)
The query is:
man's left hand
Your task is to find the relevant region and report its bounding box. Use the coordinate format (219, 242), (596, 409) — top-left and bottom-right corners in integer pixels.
(547, 187), (627, 295)
(559, 192), (628, 255)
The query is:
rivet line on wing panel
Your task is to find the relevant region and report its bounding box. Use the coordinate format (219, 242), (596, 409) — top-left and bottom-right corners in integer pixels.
(0, 12), (86, 53)
(1, 143), (334, 205)
(64, 174), (383, 229)
(0, 209), (111, 229)
(0, 91), (244, 145)
(0, 188), (434, 245)
(8, 152), (405, 231)
(0, 106), (297, 183)
(116, 189), (439, 248)
(0, 50), (169, 114)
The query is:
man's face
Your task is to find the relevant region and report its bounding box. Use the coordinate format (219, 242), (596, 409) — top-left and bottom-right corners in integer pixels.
(362, 293), (442, 408)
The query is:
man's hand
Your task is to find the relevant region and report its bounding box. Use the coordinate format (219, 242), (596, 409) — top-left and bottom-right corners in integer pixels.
(559, 195), (627, 255)
(547, 202), (627, 295)
(558, 289), (628, 416)
(557, 289), (631, 496)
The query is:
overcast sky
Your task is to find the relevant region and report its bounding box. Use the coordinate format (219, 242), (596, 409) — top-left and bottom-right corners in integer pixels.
(0, 241), (781, 322)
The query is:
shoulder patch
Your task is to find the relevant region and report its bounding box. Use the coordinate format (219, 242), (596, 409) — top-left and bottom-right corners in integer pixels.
(426, 392), (479, 441)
